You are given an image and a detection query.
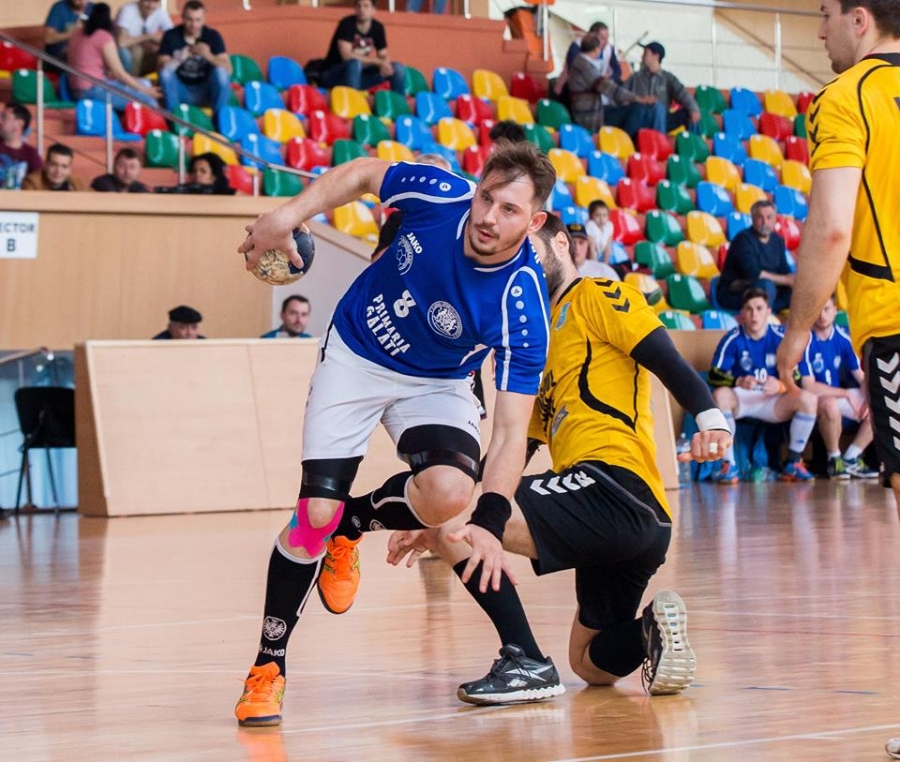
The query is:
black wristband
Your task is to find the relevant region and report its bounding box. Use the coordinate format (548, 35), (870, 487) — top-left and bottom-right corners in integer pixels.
(467, 492), (512, 542)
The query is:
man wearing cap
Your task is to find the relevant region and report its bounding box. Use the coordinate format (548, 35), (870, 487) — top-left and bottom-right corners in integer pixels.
(153, 305), (205, 339)
(624, 41), (700, 135)
(567, 222), (620, 281)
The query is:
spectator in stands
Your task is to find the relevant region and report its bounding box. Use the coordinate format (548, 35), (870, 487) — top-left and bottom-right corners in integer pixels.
(116, 0), (173, 76)
(585, 199), (614, 264)
(554, 21), (622, 109)
(69, 3), (160, 111)
(709, 287), (817, 483)
(624, 42), (700, 135)
(22, 143), (86, 191)
(44, 0), (92, 68)
(156, 152), (234, 195)
(91, 147), (149, 192)
(261, 295), (312, 338)
(568, 34), (655, 139)
(568, 222), (619, 281)
(716, 200), (794, 313)
(488, 120), (526, 144)
(319, 0), (405, 94)
(158, 0), (231, 115)
(798, 296), (878, 480)
(0, 104), (43, 189)
(153, 305), (205, 339)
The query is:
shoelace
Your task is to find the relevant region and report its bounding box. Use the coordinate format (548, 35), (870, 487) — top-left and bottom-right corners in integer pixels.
(326, 544), (357, 580)
(243, 671), (278, 700)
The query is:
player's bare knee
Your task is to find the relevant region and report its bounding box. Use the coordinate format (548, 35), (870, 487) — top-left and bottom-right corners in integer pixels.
(798, 389), (818, 414)
(569, 656), (616, 686)
(818, 395), (840, 421)
(712, 387), (734, 409)
(412, 467), (474, 523)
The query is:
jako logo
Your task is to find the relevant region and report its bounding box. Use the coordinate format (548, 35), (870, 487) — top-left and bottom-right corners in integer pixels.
(405, 233), (423, 254)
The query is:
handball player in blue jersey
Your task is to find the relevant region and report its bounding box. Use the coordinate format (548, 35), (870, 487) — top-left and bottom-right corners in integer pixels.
(235, 141), (556, 726)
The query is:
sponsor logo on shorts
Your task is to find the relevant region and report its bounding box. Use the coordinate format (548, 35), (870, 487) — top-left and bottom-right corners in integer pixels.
(428, 301), (463, 339)
(262, 616), (287, 641)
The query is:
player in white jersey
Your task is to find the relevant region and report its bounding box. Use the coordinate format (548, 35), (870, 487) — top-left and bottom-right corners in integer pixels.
(234, 141), (556, 726)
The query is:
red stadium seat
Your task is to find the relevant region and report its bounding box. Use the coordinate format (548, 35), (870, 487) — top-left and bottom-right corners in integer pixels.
(462, 144), (490, 177)
(617, 177), (657, 212)
(0, 41), (37, 71)
(123, 102), (168, 136)
(609, 208), (644, 245)
(307, 109), (351, 144)
(287, 84), (328, 116)
(455, 93), (494, 126)
(784, 135), (809, 165)
(509, 72), (545, 104)
(637, 128), (673, 161)
(285, 137), (329, 171)
(626, 153), (666, 186)
(759, 112), (793, 141)
(796, 91), (815, 113)
(775, 215), (802, 250)
(717, 243), (729, 270)
(227, 164), (256, 195)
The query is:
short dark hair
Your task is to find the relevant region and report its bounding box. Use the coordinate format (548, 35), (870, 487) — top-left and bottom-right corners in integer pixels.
(580, 34), (601, 54)
(533, 213), (576, 264)
(588, 21), (608, 33)
(488, 120), (527, 144)
(281, 294), (310, 312)
(356, 0), (377, 7)
(6, 103), (31, 132)
(47, 142), (73, 161)
(741, 287), (770, 307)
(839, 0), (900, 37)
(750, 199), (776, 216)
(183, 0), (205, 13)
(588, 200), (609, 216)
(115, 147), (142, 163)
(481, 139), (557, 209)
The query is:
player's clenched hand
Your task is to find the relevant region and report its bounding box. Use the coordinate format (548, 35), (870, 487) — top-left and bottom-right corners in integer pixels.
(386, 529), (434, 568)
(447, 524), (518, 593)
(239, 208), (301, 269)
(776, 328), (808, 395)
(684, 429), (732, 462)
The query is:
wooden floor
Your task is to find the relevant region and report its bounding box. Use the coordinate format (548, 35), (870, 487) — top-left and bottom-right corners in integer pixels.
(3, 480), (900, 761)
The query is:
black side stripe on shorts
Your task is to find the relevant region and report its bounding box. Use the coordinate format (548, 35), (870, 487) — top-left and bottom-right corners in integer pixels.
(580, 463), (672, 528)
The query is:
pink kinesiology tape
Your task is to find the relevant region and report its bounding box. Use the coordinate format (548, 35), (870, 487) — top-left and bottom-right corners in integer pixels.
(287, 498), (344, 557)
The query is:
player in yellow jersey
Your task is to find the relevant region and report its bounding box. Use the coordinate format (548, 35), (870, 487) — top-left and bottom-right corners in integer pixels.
(388, 215), (732, 704)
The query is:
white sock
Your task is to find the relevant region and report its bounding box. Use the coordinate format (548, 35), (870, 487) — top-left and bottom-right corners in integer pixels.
(844, 444), (863, 461)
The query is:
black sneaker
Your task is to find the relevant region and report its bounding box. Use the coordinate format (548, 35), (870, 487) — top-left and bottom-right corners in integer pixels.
(457, 644), (566, 705)
(641, 590), (696, 696)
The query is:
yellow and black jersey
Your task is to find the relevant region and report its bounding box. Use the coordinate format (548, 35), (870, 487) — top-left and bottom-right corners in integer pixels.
(808, 53), (900, 354)
(528, 277), (670, 517)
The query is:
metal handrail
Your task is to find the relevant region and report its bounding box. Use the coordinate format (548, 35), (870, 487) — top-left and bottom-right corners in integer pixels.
(0, 30), (314, 195)
(0, 348), (54, 369)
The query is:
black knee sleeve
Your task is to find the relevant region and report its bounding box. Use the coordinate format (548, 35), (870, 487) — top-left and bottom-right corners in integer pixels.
(397, 424), (480, 481)
(299, 457), (363, 502)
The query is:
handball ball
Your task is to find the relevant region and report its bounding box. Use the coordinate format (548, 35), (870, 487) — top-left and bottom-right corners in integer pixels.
(248, 225), (315, 286)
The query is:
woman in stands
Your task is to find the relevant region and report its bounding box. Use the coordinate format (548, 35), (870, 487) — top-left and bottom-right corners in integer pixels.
(69, 3), (160, 111)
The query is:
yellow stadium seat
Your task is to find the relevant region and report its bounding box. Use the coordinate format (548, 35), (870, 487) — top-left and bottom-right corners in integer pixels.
(749, 134), (784, 168)
(763, 89), (798, 118)
(472, 68), (508, 101)
(329, 86), (371, 119)
(496, 95), (534, 125)
(734, 182), (768, 214)
(676, 241), (719, 279)
(574, 175), (616, 209)
(436, 117), (476, 150)
(598, 126), (635, 159)
(376, 140), (415, 162)
(262, 108), (306, 143)
(781, 159), (812, 194)
(685, 210), (726, 247)
(548, 148), (585, 183)
(624, 272), (671, 313)
(192, 132), (238, 165)
(705, 156), (741, 191)
(333, 201), (379, 244)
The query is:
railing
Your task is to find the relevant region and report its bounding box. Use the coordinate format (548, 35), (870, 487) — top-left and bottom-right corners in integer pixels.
(0, 31), (314, 196)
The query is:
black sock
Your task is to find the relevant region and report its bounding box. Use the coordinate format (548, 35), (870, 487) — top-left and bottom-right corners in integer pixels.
(336, 472), (427, 540)
(253, 540), (322, 675)
(453, 559), (544, 661)
(587, 618), (644, 678)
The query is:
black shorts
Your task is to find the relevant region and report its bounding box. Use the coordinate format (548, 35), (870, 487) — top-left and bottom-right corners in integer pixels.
(863, 334), (900, 487)
(515, 461), (671, 630)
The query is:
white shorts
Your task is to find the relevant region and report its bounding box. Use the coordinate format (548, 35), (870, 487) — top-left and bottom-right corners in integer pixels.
(733, 388), (784, 423)
(302, 326), (482, 461)
(837, 388), (865, 422)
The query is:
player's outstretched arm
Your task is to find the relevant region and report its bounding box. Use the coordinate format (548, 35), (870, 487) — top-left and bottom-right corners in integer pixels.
(240, 158), (391, 269)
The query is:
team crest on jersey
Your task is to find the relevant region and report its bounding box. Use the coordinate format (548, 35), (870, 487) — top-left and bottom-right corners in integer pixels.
(740, 351), (753, 372)
(813, 353), (825, 374)
(555, 302), (571, 330)
(428, 301), (463, 339)
(396, 233), (421, 274)
(834, 356), (842, 369)
(765, 353), (776, 368)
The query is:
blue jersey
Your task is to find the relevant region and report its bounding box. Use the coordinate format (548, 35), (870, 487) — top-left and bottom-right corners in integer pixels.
(331, 162), (551, 394)
(798, 325), (860, 388)
(710, 324), (784, 385)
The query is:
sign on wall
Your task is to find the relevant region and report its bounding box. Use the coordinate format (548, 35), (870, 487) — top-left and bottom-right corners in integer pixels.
(0, 211), (39, 259)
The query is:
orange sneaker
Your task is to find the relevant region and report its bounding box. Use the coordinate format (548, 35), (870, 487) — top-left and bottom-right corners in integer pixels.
(317, 535), (362, 614)
(235, 662), (285, 727)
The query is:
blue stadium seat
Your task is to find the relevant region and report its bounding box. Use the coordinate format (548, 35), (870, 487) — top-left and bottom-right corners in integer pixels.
(218, 106), (259, 142)
(730, 87), (763, 117)
(726, 211), (752, 240)
(432, 67), (469, 100)
(395, 115), (432, 150)
(560, 205), (588, 226)
(743, 158), (779, 192)
(713, 131), (748, 166)
(548, 178), (574, 212)
(243, 81), (284, 117)
(268, 55), (307, 90)
(774, 185), (809, 221)
(587, 151), (625, 185)
(75, 99), (141, 141)
(559, 123), (595, 159)
(419, 140), (461, 172)
(415, 92), (453, 125)
(701, 309), (739, 330)
(240, 133), (284, 168)
(696, 181), (735, 217)
(722, 110), (757, 141)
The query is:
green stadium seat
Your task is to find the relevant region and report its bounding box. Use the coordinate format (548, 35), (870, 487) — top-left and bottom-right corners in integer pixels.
(263, 167), (304, 197)
(634, 241), (676, 279)
(145, 129), (185, 169)
(658, 310), (696, 330)
(12, 69), (73, 107)
(172, 103), (214, 137)
(666, 154), (702, 188)
(536, 98), (572, 130)
(331, 138), (368, 166)
(656, 180), (694, 214)
(645, 210), (685, 246)
(667, 274), (711, 313)
(793, 114), (807, 138)
(374, 89), (411, 120)
(230, 54), (264, 85)
(353, 114), (392, 147)
(675, 131), (710, 163)
(522, 123), (555, 153)
(695, 85), (728, 114)
(403, 66), (430, 97)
